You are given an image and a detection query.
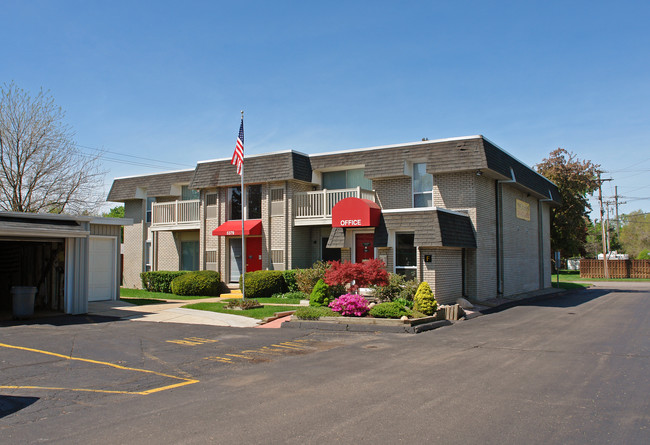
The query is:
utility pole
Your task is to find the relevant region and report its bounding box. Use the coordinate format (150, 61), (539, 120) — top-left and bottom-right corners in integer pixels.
(613, 186), (626, 236)
(597, 172), (613, 279)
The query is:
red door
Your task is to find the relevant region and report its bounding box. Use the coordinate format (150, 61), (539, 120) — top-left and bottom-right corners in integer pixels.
(245, 237), (262, 272)
(355, 233), (374, 263)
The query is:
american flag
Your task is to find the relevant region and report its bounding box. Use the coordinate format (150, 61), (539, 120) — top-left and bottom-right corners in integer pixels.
(231, 118), (244, 175)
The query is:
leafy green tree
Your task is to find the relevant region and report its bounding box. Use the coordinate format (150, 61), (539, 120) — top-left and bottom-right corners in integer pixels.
(619, 211), (650, 258)
(535, 148), (600, 257)
(103, 205), (124, 218)
(585, 219), (623, 258)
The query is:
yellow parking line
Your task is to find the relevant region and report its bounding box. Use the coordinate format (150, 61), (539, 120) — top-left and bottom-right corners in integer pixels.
(0, 342), (198, 395)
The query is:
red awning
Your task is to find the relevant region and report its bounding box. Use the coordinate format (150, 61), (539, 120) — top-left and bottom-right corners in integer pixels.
(212, 220), (262, 236)
(332, 198), (381, 228)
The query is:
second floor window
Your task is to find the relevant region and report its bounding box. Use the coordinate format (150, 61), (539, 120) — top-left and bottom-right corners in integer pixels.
(228, 184), (262, 220)
(145, 197), (156, 223)
(181, 185), (199, 201)
(413, 163), (433, 208)
(322, 168), (372, 190)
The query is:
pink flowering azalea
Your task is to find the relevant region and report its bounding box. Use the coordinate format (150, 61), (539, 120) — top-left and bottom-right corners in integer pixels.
(328, 294), (370, 317)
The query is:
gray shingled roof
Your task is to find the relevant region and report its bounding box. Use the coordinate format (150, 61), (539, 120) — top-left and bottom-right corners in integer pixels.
(309, 136), (560, 203)
(107, 170), (195, 201)
(374, 209), (477, 249)
(190, 151), (311, 189)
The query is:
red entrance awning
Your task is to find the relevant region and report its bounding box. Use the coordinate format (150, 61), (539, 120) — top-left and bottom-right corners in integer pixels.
(332, 198), (381, 228)
(212, 220), (262, 236)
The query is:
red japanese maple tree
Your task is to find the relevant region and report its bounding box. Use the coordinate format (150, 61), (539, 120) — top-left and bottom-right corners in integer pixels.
(324, 259), (389, 292)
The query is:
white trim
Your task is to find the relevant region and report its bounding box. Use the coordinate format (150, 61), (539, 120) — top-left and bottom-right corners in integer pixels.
(381, 207), (470, 217)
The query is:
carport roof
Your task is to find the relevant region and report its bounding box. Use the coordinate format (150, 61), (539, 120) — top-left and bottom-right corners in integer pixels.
(0, 214), (89, 238)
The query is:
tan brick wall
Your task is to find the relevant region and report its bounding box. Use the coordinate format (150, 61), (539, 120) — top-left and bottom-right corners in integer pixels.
(501, 185), (540, 295)
(374, 177), (412, 209)
(123, 200), (145, 288)
(468, 175), (497, 300)
(157, 231), (179, 271)
(541, 202), (552, 288)
(421, 248), (463, 304)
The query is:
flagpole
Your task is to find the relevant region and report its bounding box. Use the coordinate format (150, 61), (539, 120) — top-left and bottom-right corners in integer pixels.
(240, 110), (246, 301)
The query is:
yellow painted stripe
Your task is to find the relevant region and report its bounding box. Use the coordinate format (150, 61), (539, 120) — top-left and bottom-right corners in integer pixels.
(0, 342), (198, 395)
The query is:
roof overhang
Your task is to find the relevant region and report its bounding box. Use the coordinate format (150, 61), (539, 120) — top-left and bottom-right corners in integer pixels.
(212, 220), (262, 236)
(332, 198), (381, 228)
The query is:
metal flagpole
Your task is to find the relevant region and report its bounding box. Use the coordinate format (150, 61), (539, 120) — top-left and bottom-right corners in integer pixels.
(241, 110), (246, 300)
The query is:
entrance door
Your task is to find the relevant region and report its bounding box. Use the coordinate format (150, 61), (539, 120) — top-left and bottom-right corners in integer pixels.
(230, 237), (263, 282)
(355, 233), (374, 263)
(246, 237), (262, 272)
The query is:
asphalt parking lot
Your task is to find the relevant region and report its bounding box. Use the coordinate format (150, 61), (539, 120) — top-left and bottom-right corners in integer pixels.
(0, 316), (357, 410)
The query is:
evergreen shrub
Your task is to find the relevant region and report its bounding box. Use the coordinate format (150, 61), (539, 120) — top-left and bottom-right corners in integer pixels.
(369, 301), (409, 319)
(171, 270), (221, 296)
(413, 281), (437, 315)
(309, 279), (331, 307)
(282, 270), (299, 292)
(240, 270), (287, 298)
(140, 271), (189, 293)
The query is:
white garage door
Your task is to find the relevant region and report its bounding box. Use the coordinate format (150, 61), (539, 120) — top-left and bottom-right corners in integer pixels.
(89, 237), (116, 301)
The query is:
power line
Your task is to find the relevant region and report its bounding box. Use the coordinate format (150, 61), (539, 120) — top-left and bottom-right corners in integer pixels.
(73, 143), (195, 169)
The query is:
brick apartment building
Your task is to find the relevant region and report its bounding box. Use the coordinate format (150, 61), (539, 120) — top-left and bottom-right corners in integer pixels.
(107, 135), (561, 304)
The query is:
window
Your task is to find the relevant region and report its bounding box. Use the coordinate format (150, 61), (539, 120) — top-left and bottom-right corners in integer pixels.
(145, 240), (152, 271)
(228, 185), (262, 220)
(271, 188), (284, 216)
(322, 168), (372, 190)
(181, 185), (199, 201)
(413, 163), (433, 208)
(181, 241), (199, 271)
(206, 193), (218, 219)
(395, 233), (416, 279)
(145, 197), (156, 223)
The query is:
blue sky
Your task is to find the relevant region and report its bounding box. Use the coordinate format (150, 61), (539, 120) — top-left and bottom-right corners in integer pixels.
(2, 0), (649, 218)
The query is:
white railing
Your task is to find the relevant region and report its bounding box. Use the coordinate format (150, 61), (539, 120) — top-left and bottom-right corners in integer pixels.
(294, 187), (375, 219)
(152, 200), (200, 225)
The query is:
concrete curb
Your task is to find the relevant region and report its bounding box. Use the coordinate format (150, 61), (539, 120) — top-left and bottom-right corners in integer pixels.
(281, 319), (452, 334)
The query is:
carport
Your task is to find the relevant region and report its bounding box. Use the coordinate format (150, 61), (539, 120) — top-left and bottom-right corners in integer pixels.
(0, 212), (131, 317)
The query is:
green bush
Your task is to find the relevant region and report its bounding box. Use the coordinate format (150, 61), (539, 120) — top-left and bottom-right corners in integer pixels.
(413, 281), (437, 316)
(309, 278), (332, 307)
(240, 270), (287, 298)
(393, 297), (413, 309)
(294, 306), (340, 320)
(369, 302), (409, 319)
(638, 249), (650, 260)
(140, 271), (189, 293)
(282, 270), (299, 292)
(171, 270), (222, 296)
(294, 261), (329, 294)
(224, 299), (261, 309)
(371, 273), (419, 302)
(271, 291), (309, 300)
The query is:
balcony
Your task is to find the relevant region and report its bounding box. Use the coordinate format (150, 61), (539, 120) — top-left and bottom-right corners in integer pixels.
(151, 200), (200, 229)
(294, 187), (376, 226)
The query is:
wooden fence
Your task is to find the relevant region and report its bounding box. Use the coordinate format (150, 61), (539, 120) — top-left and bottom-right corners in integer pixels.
(580, 259), (650, 279)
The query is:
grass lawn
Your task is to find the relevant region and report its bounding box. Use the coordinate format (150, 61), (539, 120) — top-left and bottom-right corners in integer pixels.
(224, 296), (303, 305)
(182, 302), (299, 319)
(120, 287), (218, 301)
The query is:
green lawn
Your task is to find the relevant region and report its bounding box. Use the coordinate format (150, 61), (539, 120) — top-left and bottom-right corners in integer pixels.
(120, 287), (218, 301)
(182, 302), (298, 319)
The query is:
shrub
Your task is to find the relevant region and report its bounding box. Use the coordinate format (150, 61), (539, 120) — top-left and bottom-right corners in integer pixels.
(295, 261), (329, 294)
(141, 271), (189, 293)
(638, 249), (650, 260)
(171, 270), (221, 296)
(282, 270), (299, 292)
(240, 270), (287, 298)
(309, 279), (331, 307)
(294, 306), (340, 320)
(272, 291), (309, 300)
(329, 294), (370, 317)
(225, 299), (262, 309)
(325, 259), (389, 292)
(412, 281), (437, 316)
(369, 302), (409, 319)
(371, 273), (418, 302)
(393, 297), (413, 309)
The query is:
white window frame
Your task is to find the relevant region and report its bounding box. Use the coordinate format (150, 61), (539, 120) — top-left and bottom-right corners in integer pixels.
(412, 162), (433, 208)
(394, 232), (417, 279)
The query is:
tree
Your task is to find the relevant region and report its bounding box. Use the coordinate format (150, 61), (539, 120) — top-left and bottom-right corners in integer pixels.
(102, 205), (125, 218)
(585, 218), (623, 258)
(536, 148), (600, 257)
(0, 82), (104, 214)
(619, 211), (650, 258)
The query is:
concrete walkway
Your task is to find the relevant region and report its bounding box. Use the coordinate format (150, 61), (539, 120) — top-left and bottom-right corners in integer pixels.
(87, 299), (260, 327)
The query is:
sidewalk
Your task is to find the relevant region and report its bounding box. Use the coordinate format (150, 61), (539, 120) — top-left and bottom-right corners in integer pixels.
(87, 299), (260, 327)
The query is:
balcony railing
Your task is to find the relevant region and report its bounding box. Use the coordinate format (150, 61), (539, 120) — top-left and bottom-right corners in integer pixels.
(151, 200), (200, 226)
(294, 187), (375, 221)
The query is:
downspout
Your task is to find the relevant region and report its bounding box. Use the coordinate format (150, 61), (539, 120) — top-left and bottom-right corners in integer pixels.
(496, 167), (517, 297)
(462, 248), (467, 298)
(538, 192), (554, 289)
